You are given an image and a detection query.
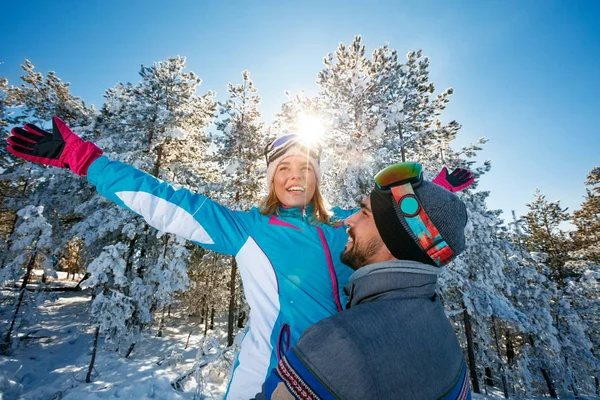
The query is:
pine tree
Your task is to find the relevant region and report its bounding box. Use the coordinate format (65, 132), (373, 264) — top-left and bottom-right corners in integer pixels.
(214, 70), (265, 210)
(0, 65), (98, 288)
(522, 189), (598, 396)
(213, 70), (265, 345)
(570, 167), (600, 264)
(315, 36), (388, 206)
(505, 215), (564, 397)
(4, 60), (94, 127)
(0, 205), (54, 353)
(522, 189), (572, 281)
(80, 56), (216, 356)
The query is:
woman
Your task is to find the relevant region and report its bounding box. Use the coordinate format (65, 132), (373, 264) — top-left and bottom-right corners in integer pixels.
(7, 117), (355, 400)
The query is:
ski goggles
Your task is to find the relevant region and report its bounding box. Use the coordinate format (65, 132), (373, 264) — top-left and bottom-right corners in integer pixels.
(374, 163), (455, 266)
(264, 134), (322, 166)
(374, 162), (423, 189)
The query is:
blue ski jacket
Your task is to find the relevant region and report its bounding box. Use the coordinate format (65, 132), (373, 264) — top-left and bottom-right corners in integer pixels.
(87, 157), (355, 400)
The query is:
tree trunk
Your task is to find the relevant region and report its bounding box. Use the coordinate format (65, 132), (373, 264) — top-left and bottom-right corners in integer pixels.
(199, 300), (205, 325)
(227, 257), (238, 346)
(485, 367), (494, 387)
(506, 331), (515, 366)
(125, 342), (136, 359)
(185, 330), (193, 350)
(237, 310), (246, 329)
(72, 251), (80, 281)
(203, 303), (209, 336)
(1, 250), (37, 352)
(152, 142), (164, 178)
(567, 357), (579, 400)
(157, 307), (166, 338)
(528, 335), (557, 398)
(398, 123), (406, 162)
(570, 384), (579, 399)
(462, 309), (480, 394)
(540, 368), (558, 398)
(86, 326), (100, 383)
(490, 315), (509, 398)
(210, 307), (215, 330)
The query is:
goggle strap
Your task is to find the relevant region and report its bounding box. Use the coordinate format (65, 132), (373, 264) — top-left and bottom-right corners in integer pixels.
(265, 139), (297, 163)
(391, 184), (456, 267)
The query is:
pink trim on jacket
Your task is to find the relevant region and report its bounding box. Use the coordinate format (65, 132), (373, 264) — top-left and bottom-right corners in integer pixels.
(268, 215), (301, 231)
(316, 227), (343, 312)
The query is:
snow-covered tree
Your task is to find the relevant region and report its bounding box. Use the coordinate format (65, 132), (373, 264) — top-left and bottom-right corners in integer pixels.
(3, 60), (94, 127)
(570, 166), (600, 264)
(522, 189), (572, 279)
(520, 188), (598, 396)
(78, 56), (216, 356)
(0, 63), (98, 278)
(503, 215), (564, 398)
(213, 70), (265, 344)
(315, 36), (388, 206)
(86, 242), (139, 346)
(0, 205), (54, 353)
(214, 70), (266, 210)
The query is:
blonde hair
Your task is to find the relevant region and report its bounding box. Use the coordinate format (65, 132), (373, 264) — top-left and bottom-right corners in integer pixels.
(259, 183), (332, 225)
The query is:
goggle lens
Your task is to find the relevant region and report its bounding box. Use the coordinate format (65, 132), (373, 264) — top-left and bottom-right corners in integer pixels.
(264, 134), (322, 165)
(374, 162), (423, 189)
(271, 134), (297, 149)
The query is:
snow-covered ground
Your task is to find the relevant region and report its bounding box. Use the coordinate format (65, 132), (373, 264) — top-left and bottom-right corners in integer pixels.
(0, 282), (237, 400)
(1, 280), (596, 400)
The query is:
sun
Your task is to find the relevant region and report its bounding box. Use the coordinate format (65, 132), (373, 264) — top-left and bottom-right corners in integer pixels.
(295, 113), (325, 148)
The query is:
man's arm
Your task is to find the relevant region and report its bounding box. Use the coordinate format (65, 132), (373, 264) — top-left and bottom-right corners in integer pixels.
(254, 347), (338, 400)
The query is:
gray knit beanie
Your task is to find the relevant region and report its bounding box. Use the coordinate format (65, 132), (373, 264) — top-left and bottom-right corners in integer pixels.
(371, 180), (468, 267)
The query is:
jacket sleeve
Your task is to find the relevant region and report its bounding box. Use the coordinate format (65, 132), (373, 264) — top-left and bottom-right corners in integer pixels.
(87, 156), (251, 256)
(255, 347), (338, 400)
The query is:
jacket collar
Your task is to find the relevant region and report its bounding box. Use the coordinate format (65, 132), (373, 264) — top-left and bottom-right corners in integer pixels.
(278, 203), (313, 219)
(344, 260), (438, 308)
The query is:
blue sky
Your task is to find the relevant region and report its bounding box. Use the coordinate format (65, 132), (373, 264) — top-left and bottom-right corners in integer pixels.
(2, 0), (599, 223)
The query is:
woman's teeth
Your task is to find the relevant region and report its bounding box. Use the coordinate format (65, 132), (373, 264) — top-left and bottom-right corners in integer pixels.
(287, 186), (305, 192)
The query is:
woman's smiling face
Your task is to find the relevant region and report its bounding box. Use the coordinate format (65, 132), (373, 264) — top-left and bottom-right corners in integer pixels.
(272, 155), (317, 208)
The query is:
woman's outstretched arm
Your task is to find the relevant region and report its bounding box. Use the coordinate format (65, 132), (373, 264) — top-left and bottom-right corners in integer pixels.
(7, 116), (252, 256)
(88, 156), (251, 255)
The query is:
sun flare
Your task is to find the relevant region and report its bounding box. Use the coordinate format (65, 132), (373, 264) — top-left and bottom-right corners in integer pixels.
(296, 113), (325, 147)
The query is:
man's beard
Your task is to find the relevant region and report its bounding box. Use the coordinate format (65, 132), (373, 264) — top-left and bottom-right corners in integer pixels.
(340, 232), (382, 270)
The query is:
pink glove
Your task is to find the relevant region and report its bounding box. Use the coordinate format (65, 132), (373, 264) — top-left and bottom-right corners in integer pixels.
(432, 167), (474, 192)
(7, 116), (103, 177)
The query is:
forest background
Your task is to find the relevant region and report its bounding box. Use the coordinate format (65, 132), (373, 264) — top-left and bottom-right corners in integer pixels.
(1, 1), (599, 399)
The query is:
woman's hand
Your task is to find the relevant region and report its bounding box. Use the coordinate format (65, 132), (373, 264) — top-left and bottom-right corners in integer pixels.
(7, 116), (103, 177)
(432, 167), (474, 193)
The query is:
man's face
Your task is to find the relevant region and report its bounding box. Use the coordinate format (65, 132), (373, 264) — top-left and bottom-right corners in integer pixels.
(341, 195), (388, 270)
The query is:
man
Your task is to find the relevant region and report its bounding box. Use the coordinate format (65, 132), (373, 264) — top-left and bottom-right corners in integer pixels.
(255, 163), (473, 400)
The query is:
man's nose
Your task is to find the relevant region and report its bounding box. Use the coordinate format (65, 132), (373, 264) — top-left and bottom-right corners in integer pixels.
(344, 213), (357, 226)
